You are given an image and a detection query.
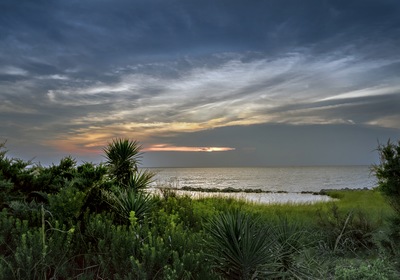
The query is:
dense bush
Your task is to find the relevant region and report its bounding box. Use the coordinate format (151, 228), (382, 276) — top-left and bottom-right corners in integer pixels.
(1, 139), (399, 279)
(205, 208), (275, 279)
(316, 203), (381, 255)
(372, 140), (400, 270)
(373, 140), (400, 214)
(0, 140), (219, 279)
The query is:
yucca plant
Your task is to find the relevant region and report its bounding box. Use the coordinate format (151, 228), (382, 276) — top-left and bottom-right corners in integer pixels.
(102, 188), (155, 224)
(269, 217), (314, 279)
(126, 169), (154, 193)
(205, 208), (275, 280)
(103, 139), (142, 186)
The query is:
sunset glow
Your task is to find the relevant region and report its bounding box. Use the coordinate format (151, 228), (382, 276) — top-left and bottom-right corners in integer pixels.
(1, 1), (399, 166)
(144, 144), (235, 153)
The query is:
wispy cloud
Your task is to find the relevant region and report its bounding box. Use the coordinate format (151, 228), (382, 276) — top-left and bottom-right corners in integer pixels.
(1, 0), (399, 164)
(13, 48), (390, 156)
(318, 84), (400, 102)
(0, 66), (28, 76)
(43, 51), (400, 141)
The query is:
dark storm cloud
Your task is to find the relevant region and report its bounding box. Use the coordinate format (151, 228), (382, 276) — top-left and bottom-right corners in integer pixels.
(2, 0), (399, 67)
(1, 0), (400, 165)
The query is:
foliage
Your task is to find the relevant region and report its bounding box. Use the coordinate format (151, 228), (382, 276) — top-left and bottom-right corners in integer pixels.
(158, 194), (203, 231)
(324, 189), (392, 217)
(81, 210), (215, 279)
(102, 188), (155, 224)
(157, 186), (178, 200)
(126, 169), (155, 192)
(205, 208), (275, 279)
(0, 175), (13, 207)
(373, 140), (400, 214)
(316, 203), (381, 255)
(0, 208), (76, 280)
(0, 141), (6, 158)
(372, 140), (400, 269)
(267, 217), (316, 279)
(103, 138), (143, 186)
(30, 157), (77, 194)
(48, 184), (87, 224)
(1, 139), (399, 279)
(0, 152), (33, 195)
(334, 257), (399, 280)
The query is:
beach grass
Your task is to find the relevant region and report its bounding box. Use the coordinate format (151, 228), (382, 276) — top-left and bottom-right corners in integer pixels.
(192, 189), (393, 225)
(324, 189), (392, 216)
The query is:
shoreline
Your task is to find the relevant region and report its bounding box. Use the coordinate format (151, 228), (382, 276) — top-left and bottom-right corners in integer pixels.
(151, 186), (373, 204)
(153, 185), (372, 195)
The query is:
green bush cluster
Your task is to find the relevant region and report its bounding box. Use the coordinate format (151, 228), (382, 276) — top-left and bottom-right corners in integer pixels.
(372, 140), (400, 271)
(0, 139), (399, 279)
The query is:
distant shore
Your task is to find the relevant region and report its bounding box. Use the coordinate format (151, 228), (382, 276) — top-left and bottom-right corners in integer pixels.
(153, 186), (374, 204)
(154, 185), (371, 195)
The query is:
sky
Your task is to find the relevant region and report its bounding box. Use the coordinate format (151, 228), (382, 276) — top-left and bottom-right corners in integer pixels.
(1, 0), (400, 167)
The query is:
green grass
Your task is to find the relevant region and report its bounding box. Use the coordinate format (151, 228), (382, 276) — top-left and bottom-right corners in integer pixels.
(324, 189), (393, 220)
(191, 189), (397, 279)
(193, 189), (393, 225)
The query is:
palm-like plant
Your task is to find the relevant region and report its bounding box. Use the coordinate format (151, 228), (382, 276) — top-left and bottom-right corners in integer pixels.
(102, 139), (155, 223)
(103, 139), (142, 186)
(205, 209), (275, 279)
(126, 169), (154, 192)
(269, 217), (312, 279)
(102, 188), (155, 224)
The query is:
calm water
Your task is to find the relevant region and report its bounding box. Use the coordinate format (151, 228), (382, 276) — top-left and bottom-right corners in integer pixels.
(149, 166), (376, 193)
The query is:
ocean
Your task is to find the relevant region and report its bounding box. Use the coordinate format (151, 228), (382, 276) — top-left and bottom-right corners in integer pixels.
(149, 166), (376, 193)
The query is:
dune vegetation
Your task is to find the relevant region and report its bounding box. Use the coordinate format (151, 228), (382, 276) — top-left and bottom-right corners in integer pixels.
(0, 139), (399, 279)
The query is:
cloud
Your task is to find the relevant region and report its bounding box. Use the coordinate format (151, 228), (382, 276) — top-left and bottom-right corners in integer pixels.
(318, 84), (400, 102)
(367, 115), (400, 130)
(0, 66), (28, 76)
(0, 100), (36, 114)
(2, 47), (396, 157)
(1, 0), (400, 165)
(44, 50), (400, 128)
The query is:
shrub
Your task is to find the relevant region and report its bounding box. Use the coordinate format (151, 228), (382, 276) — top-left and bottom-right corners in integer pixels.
(0, 208), (76, 280)
(0, 145), (34, 195)
(80, 211), (214, 279)
(126, 169), (155, 192)
(158, 195), (202, 231)
(205, 208), (275, 279)
(82, 213), (144, 279)
(48, 184), (87, 224)
(373, 140), (400, 215)
(316, 203), (380, 255)
(0, 174), (13, 207)
(268, 217), (315, 279)
(102, 188), (155, 224)
(103, 138), (142, 186)
(372, 140), (400, 270)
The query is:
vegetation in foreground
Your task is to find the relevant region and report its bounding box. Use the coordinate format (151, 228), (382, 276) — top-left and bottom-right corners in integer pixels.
(0, 139), (399, 279)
